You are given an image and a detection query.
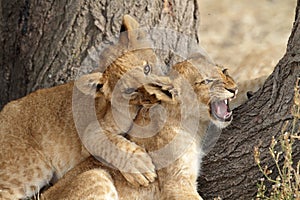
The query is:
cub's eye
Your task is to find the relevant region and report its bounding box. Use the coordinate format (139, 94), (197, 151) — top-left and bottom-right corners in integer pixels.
(144, 63), (151, 75)
(124, 88), (136, 94)
(222, 68), (229, 76)
(198, 79), (214, 85)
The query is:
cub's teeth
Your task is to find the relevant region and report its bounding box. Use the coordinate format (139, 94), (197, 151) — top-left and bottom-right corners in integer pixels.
(224, 99), (228, 105)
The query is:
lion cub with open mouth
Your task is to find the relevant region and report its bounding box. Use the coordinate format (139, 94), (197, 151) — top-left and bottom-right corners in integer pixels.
(0, 15), (175, 200)
(41, 54), (238, 200)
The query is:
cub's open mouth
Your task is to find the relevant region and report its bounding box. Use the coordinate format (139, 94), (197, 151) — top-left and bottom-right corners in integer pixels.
(210, 99), (233, 122)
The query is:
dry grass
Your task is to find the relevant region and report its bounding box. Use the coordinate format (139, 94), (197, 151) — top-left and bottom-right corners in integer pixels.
(254, 78), (300, 199)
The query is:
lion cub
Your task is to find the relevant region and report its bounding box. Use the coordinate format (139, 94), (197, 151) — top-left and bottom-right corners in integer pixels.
(41, 54), (238, 200)
(0, 15), (175, 200)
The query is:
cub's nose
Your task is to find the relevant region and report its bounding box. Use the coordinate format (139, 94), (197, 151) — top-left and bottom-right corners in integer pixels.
(226, 88), (238, 98)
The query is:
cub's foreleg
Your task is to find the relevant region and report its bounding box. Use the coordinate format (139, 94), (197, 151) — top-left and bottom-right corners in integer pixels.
(81, 109), (156, 187)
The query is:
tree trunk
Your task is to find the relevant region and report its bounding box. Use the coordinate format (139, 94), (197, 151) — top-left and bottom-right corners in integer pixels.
(0, 0), (201, 110)
(198, 0), (300, 199)
(2, 0), (299, 199)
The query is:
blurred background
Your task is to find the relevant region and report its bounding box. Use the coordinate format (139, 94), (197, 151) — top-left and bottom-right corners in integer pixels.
(199, 0), (296, 81)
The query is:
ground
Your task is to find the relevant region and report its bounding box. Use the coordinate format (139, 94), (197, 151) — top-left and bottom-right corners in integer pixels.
(199, 0), (296, 81)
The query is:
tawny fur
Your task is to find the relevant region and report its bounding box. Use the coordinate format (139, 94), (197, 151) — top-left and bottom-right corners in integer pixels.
(41, 55), (238, 200)
(0, 15), (173, 199)
(0, 14), (265, 200)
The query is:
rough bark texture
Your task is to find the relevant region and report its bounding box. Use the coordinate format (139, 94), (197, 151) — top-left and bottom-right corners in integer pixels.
(198, 0), (300, 199)
(1, 0), (300, 199)
(0, 0), (201, 110)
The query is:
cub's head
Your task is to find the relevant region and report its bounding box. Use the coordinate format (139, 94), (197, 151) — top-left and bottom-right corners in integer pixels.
(75, 15), (176, 107)
(172, 55), (238, 128)
(96, 15), (164, 100)
(76, 15), (175, 105)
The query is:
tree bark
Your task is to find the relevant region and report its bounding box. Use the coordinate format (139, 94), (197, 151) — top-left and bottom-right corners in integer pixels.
(0, 0), (201, 110)
(1, 0), (300, 199)
(198, 0), (300, 199)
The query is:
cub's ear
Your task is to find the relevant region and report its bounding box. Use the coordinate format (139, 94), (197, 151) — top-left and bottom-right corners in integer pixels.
(121, 15), (140, 32)
(75, 72), (104, 98)
(119, 15), (149, 49)
(144, 83), (177, 104)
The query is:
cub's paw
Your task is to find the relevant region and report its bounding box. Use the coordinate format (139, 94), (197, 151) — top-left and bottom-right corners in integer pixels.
(121, 149), (157, 187)
(121, 170), (157, 187)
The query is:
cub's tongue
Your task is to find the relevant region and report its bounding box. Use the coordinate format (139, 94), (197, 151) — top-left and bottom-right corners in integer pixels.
(211, 100), (232, 121)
